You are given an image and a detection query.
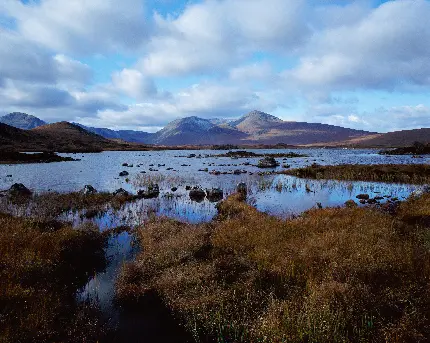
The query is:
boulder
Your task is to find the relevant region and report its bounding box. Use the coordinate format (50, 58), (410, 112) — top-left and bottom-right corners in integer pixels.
(137, 184), (160, 199)
(171, 187), (178, 192)
(8, 183), (32, 197)
(356, 194), (370, 200)
(345, 200), (357, 208)
(206, 188), (223, 202)
(257, 157), (279, 168)
(119, 171), (129, 177)
(113, 188), (129, 197)
(189, 188), (206, 202)
(81, 185), (97, 195)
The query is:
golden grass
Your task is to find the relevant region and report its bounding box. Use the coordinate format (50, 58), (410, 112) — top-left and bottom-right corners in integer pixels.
(0, 213), (107, 342)
(281, 163), (430, 184)
(117, 193), (430, 342)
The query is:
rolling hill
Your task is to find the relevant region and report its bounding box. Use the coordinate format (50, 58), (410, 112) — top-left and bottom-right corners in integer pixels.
(336, 128), (430, 148)
(0, 122), (151, 152)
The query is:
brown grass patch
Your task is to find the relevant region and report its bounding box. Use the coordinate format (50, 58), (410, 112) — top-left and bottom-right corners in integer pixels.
(0, 213), (107, 342)
(281, 163), (430, 184)
(117, 192), (430, 342)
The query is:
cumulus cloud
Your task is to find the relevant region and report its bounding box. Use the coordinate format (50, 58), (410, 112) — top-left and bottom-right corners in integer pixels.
(2, 0), (147, 54)
(1, 0), (430, 132)
(111, 69), (158, 100)
(141, 0), (309, 76)
(288, 0), (430, 92)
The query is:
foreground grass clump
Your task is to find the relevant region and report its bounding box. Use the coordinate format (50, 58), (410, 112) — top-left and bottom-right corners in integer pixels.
(0, 213), (107, 342)
(281, 163), (430, 184)
(117, 193), (430, 342)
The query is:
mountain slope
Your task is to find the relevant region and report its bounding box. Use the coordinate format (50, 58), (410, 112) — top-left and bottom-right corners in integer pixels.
(0, 122), (150, 152)
(152, 116), (247, 145)
(224, 111), (375, 145)
(74, 123), (154, 144)
(0, 112), (46, 130)
(230, 110), (284, 134)
(336, 128), (430, 148)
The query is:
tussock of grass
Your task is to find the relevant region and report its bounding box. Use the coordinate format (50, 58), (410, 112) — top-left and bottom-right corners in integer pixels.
(117, 193), (430, 342)
(0, 213), (107, 342)
(281, 163), (430, 184)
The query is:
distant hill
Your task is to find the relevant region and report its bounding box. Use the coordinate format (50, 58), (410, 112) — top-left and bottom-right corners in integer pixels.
(337, 128), (430, 148)
(74, 123), (153, 144)
(0, 112), (46, 130)
(0, 122), (150, 152)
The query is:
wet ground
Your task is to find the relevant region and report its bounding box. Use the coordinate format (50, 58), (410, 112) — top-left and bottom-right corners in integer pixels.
(1, 148), (428, 341)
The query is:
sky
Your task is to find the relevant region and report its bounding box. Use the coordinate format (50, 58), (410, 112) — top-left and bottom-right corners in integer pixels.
(1, 0), (430, 133)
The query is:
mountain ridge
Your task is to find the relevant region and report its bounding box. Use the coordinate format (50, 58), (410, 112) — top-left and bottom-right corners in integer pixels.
(0, 110), (387, 146)
(0, 112), (47, 130)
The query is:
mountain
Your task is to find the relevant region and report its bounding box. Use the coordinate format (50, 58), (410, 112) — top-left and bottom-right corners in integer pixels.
(152, 116), (247, 145)
(229, 110), (284, 134)
(74, 123), (154, 144)
(0, 112), (46, 130)
(0, 110), (390, 147)
(223, 111), (374, 145)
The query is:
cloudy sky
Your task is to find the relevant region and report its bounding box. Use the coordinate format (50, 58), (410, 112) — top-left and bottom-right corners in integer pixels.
(1, 0), (430, 132)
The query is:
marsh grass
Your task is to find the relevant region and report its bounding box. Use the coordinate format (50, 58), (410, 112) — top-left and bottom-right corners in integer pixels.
(0, 191), (139, 221)
(281, 163), (430, 184)
(0, 213), (108, 342)
(117, 193), (430, 342)
(133, 173), (199, 189)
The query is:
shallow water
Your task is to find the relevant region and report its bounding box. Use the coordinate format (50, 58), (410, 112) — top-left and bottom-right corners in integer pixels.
(1, 148), (428, 339)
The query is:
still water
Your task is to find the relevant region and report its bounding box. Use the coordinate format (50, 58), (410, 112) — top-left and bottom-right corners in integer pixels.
(1, 148), (428, 337)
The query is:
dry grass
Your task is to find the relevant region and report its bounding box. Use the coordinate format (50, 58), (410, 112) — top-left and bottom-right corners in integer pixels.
(0, 213), (107, 342)
(1, 191), (138, 219)
(281, 163), (430, 184)
(117, 193), (430, 342)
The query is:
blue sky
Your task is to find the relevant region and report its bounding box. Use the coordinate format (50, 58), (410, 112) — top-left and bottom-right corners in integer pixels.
(1, 0), (430, 132)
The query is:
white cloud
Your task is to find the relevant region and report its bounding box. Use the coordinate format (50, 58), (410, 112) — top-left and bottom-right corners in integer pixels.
(141, 0), (309, 76)
(2, 0), (147, 54)
(111, 68), (157, 100)
(288, 0), (430, 91)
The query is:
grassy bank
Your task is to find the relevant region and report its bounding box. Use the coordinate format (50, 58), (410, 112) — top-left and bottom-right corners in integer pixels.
(0, 151), (78, 164)
(209, 151), (307, 158)
(0, 213), (107, 342)
(117, 193), (430, 342)
(1, 190), (140, 219)
(281, 163), (430, 184)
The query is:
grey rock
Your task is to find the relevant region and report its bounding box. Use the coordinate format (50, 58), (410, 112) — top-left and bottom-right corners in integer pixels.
(8, 183), (32, 197)
(82, 185), (97, 195)
(206, 188), (223, 202)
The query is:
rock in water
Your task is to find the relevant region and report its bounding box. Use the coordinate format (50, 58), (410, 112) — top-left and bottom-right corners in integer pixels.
(257, 157), (279, 168)
(137, 184), (160, 199)
(8, 183), (32, 197)
(82, 185), (97, 195)
(113, 188), (129, 197)
(206, 188), (223, 202)
(119, 171), (129, 177)
(189, 188), (206, 202)
(356, 194), (370, 200)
